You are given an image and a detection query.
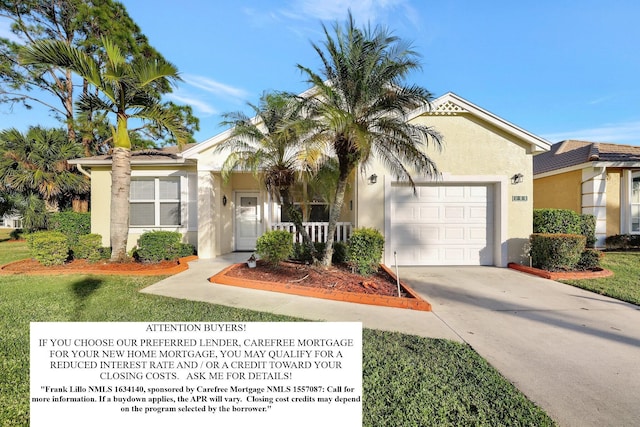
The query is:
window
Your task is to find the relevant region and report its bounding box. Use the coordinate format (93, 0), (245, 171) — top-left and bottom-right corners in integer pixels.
(130, 177), (181, 226)
(280, 203), (329, 222)
(632, 175), (640, 232)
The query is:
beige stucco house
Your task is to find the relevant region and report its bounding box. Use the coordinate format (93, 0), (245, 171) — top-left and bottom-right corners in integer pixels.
(70, 92), (550, 267)
(534, 140), (640, 247)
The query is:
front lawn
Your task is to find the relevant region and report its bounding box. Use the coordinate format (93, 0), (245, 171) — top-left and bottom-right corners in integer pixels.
(561, 252), (640, 305)
(0, 238), (555, 426)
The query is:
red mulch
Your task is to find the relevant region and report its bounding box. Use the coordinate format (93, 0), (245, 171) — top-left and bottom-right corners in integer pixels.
(225, 260), (404, 297)
(1, 258), (180, 274)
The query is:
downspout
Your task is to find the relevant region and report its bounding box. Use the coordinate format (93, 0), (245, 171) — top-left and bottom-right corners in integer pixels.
(76, 163), (91, 178)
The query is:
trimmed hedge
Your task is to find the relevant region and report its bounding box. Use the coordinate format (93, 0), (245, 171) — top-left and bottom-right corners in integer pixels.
(530, 233), (586, 271)
(533, 209), (596, 248)
(576, 249), (602, 270)
(135, 231), (195, 263)
(347, 227), (384, 276)
(73, 234), (104, 263)
(256, 230), (293, 267)
(26, 231), (69, 266)
(48, 212), (91, 246)
(605, 234), (640, 250)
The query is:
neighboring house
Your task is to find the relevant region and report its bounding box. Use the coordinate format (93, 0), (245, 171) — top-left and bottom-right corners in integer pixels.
(534, 140), (640, 247)
(69, 92), (550, 267)
(0, 213), (22, 228)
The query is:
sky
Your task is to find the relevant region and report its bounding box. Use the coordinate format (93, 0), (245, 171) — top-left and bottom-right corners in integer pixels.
(2, 0), (640, 146)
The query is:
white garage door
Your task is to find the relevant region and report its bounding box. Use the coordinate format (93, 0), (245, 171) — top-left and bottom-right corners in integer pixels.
(389, 184), (494, 265)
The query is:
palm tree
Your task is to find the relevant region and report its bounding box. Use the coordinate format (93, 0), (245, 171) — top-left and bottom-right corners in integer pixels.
(21, 37), (189, 261)
(298, 13), (443, 267)
(215, 91), (323, 260)
(0, 126), (88, 212)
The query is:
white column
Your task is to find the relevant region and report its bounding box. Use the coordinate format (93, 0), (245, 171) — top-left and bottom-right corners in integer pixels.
(197, 171), (216, 259)
(582, 168), (607, 248)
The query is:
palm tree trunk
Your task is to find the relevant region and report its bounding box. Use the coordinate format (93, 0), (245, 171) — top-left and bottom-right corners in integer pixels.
(322, 173), (349, 267)
(280, 188), (317, 262)
(110, 146), (131, 261)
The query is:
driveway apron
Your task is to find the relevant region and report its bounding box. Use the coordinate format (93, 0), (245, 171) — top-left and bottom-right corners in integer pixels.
(400, 266), (640, 427)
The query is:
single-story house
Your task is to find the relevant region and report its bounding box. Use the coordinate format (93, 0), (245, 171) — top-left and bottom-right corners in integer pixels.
(534, 139), (640, 247)
(70, 92), (551, 267)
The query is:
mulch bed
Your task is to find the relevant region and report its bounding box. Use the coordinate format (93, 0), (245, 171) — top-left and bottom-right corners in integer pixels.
(225, 260), (404, 297)
(0, 257), (196, 276)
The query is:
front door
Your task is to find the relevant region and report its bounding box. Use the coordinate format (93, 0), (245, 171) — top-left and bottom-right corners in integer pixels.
(235, 192), (261, 251)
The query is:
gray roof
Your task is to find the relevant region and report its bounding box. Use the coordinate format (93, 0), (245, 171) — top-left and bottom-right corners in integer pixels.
(534, 140), (640, 175)
(69, 143), (198, 166)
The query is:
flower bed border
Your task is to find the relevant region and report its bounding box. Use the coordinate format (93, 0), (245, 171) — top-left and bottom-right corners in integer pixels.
(208, 263), (432, 312)
(508, 262), (614, 280)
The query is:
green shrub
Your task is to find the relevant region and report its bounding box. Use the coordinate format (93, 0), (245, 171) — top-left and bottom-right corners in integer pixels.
(136, 231), (195, 263)
(605, 234), (640, 250)
(26, 231), (69, 266)
(580, 214), (597, 248)
(73, 234), (103, 263)
(347, 227), (384, 275)
(533, 209), (582, 234)
(291, 241), (346, 264)
(530, 233), (586, 271)
(256, 230), (293, 267)
(332, 241), (347, 264)
(48, 211), (91, 246)
(9, 228), (23, 240)
(576, 249), (602, 270)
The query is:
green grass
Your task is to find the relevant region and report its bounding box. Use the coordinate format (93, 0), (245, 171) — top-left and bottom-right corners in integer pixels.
(0, 229), (29, 265)
(0, 237), (555, 426)
(561, 252), (640, 305)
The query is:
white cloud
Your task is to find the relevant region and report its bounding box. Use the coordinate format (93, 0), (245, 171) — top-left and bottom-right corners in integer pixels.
(293, 0), (408, 22)
(166, 93), (217, 116)
(182, 74), (248, 100)
(542, 121), (640, 145)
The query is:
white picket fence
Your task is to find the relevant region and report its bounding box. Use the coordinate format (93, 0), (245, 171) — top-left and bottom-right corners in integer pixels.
(271, 222), (352, 243)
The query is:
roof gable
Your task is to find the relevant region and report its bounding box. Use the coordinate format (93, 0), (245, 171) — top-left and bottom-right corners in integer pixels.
(407, 92), (551, 153)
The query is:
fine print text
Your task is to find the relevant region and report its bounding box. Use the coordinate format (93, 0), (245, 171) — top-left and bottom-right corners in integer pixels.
(30, 322), (362, 426)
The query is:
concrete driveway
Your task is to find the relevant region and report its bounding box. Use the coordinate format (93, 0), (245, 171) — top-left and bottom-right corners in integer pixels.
(400, 266), (640, 427)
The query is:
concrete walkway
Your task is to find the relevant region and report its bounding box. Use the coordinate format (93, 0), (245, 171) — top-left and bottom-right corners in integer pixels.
(142, 256), (640, 426)
(141, 254), (460, 341)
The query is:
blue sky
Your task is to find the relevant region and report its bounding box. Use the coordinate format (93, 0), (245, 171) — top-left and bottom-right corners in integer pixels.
(2, 0), (640, 145)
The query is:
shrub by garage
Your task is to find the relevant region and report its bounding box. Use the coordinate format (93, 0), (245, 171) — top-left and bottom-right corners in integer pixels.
(530, 233), (586, 271)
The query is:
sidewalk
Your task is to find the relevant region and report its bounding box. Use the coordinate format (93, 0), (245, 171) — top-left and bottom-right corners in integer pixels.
(140, 254), (461, 341)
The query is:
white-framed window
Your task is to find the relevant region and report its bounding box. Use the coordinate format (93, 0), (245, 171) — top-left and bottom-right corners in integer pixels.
(130, 177), (181, 227)
(631, 173), (640, 233)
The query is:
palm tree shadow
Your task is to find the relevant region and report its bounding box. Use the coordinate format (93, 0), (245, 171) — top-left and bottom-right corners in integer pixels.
(71, 277), (103, 319)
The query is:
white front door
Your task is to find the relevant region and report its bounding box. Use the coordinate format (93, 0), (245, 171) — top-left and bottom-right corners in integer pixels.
(235, 192), (261, 251)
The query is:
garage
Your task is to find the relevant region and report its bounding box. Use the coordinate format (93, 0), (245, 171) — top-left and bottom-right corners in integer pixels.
(389, 183), (495, 265)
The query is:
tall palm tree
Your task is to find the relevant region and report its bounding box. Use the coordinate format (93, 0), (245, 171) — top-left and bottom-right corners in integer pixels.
(215, 91), (323, 259)
(21, 37), (189, 261)
(0, 126), (88, 212)
(298, 13), (443, 266)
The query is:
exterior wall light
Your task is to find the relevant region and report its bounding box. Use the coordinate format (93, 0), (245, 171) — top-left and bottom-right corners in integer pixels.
(369, 174), (378, 184)
(511, 173), (524, 184)
(222, 195), (227, 206)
